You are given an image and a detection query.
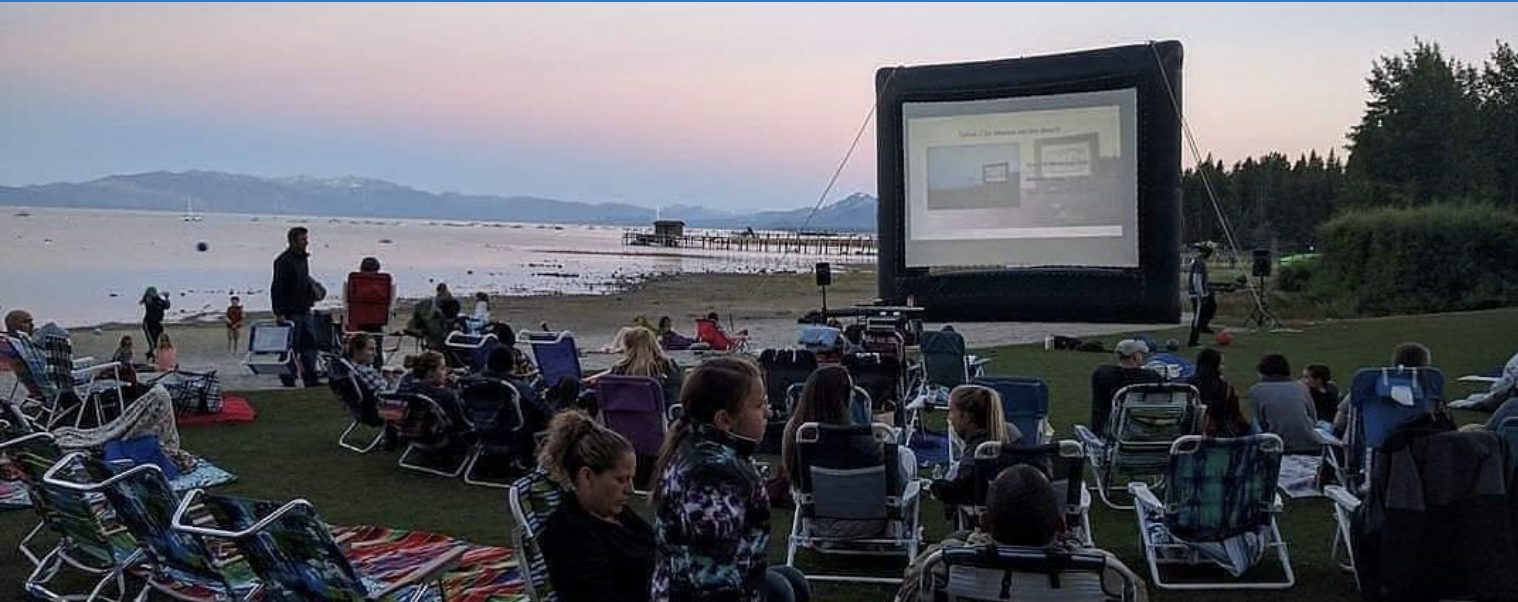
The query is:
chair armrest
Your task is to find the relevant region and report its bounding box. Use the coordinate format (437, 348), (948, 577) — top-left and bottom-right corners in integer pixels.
(72, 357), (97, 369)
(1324, 485), (1361, 512)
(1313, 426), (1345, 447)
(903, 478), (926, 504)
(1128, 482), (1164, 511)
(370, 545), (466, 600)
(968, 356), (991, 368)
(1073, 425), (1104, 452)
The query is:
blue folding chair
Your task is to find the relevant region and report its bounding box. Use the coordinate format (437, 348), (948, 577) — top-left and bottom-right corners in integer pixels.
(518, 331), (582, 390)
(974, 376), (1051, 446)
(1319, 366), (1446, 493)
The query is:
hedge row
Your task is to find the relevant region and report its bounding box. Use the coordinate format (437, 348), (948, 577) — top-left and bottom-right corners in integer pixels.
(1314, 204), (1518, 315)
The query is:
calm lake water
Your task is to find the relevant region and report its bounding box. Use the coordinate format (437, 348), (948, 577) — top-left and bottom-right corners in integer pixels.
(0, 208), (869, 327)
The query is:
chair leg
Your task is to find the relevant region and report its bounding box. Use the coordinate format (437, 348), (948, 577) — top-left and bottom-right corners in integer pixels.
(397, 444), (468, 478)
(461, 446), (513, 489)
(337, 420), (385, 454)
(19, 520), (48, 566)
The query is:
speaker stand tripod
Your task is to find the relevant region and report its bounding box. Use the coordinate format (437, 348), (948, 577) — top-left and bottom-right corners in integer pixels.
(1243, 275), (1281, 330)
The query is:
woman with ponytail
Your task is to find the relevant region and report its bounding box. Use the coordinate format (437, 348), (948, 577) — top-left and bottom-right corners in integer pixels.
(538, 410), (655, 602)
(929, 384), (1019, 507)
(650, 357), (809, 602)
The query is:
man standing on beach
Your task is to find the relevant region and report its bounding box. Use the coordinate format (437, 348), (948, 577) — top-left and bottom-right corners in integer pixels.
(271, 226), (320, 387)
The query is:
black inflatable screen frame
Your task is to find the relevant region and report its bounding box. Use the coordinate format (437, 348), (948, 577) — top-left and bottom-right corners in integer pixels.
(875, 41), (1183, 323)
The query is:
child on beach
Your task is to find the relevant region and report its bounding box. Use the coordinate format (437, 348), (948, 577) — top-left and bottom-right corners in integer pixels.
(225, 296), (245, 354)
(154, 333), (179, 372)
(472, 292), (491, 324)
(111, 335), (135, 366)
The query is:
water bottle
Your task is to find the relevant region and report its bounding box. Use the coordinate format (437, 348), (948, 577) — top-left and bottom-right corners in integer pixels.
(931, 463), (944, 480)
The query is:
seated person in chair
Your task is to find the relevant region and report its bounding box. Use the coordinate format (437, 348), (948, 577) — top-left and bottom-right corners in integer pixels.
(396, 351), (466, 429)
(539, 410), (655, 602)
(345, 334), (395, 396)
(589, 328), (683, 406)
(898, 465), (1148, 602)
(1248, 354), (1320, 454)
(1088, 340), (1165, 437)
(930, 384), (1019, 508)
(481, 345), (552, 458)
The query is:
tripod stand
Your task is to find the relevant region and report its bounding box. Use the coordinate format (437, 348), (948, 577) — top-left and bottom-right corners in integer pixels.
(1243, 275), (1281, 329)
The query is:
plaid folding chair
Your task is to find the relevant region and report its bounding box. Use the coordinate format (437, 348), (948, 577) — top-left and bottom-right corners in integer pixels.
(507, 468), (567, 602)
(1075, 382), (1203, 509)
(42, 452), (259, 601)
(914, 545), (1144, 602)
(324, 354), (388, 454)
(786, 422), (922, 584)
(171, 490), (463, 602)
(962, 440), (1093, 545)
(1129, 434), (1293, 590)
(518, 331), (582, 391)
(378, 391), (468, 478)
(2, 331), (127, 429)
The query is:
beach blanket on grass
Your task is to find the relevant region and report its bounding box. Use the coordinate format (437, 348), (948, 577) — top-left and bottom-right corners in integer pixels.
(0, 455), (236, 511)
(1277, 454), (1323, 499)
(333, 525), (525, 602)
(177, 395), (257, 426)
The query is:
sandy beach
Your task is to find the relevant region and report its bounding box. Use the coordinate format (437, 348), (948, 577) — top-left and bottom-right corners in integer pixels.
(8, 269), (1164, 391)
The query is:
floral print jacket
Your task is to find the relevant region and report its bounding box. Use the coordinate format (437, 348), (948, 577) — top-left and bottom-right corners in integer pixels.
(650, 425), (769, 602)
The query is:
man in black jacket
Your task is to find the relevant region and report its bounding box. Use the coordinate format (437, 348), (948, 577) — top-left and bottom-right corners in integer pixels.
(1186, 244), (1216, 347)
(271, 227), (320, 387)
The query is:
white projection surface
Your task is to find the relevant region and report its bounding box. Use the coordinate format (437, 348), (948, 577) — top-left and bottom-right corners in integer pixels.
(903, 88), (1139, 269)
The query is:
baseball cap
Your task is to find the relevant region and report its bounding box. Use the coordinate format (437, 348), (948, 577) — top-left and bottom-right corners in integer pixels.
(1115, 339), (1149, 358)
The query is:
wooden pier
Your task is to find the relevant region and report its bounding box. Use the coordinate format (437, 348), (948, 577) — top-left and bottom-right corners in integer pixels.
(621, 229), (876, 256)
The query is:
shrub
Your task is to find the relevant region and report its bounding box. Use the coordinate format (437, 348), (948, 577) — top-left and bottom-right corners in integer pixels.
(1315, 204), (1518, 315)
(1275, 255), (1319, 293)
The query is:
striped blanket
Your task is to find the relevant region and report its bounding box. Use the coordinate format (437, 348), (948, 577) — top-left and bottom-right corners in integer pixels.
(334, 525), (525, 602)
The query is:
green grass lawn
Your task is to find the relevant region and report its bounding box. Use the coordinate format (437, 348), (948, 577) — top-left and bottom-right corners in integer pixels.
(6, 308), (1517, 600)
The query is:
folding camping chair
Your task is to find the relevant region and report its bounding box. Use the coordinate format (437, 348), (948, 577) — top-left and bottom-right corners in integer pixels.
(786, 422), (922, 584)
(507, 468), (567, 602)
(598, 374), (678, 493)
(845, 352), (906, 428)
(172, 490), (463, 602)
(694, 318), (747, 352)
(323, 354), (388, 454)
(1, 331), (127, 429)
(3, 431), (139, 602)
(919, 329), (989, 401)
(42, 452), (258, 602)
(518, 330), (582, 390)
(960, 440), (1093, 545)
(458, 376), (525, 488)
(760, 348), (819, 452)
(1316, 366), (1446, 574)
(243, 322), (296, 378)
(444, 330), (499, 372)
(378, 391), (468, 478)
(1317, 366), (1446, 493)
(1075, 382), (1203, 510)
(913, 545), (1145, 602)
(1130, 434), (1293, 590)
(975, 376), (1053, 446)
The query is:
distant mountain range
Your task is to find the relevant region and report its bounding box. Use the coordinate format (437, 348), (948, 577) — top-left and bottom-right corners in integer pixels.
(0, 171), (878, 232)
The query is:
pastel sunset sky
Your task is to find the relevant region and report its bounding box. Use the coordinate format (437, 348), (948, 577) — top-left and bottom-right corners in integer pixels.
(2, 3), (1514, 210)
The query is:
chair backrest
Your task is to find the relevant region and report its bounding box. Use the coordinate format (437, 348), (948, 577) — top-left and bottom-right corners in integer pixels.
(377, 391), (455, 448)
(845, 352), (904, 413)
(2, 431), (130, 567)
(458, 377), (524, 441)
(760, 348), (818, 419)
(929, 545), (1137, 602)
(0, 332), (54, 399)
(1349, 366), (1445, 449)
(1162, 434), (1284, 541)
(323, 355), (376, 424)
(185, 492), (370, 601)
(598, 375), (667, 457)
(445, 332), (500, 372)
(694, 318), (734, 351)
(51, 454), (240, 591)
(969, 440), (1085, 511)
(508, 469), (566, 602)
(344, 271), (393, 330)
(921, 329), (971, 388)
(1108, 382), (1202, 443)
(862, 327), (907, 361)
(521, 331), (581, 388)
(974, 376), (1051, 445)
(34, 331), (78, 396)
(248, 322), (294, 354)
(793, 422), (898, 523)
